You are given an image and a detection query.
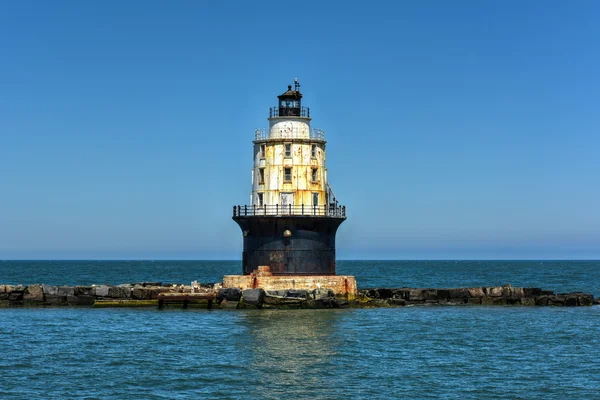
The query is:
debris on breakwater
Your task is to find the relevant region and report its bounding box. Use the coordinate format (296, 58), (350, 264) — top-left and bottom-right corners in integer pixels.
(0, 283), (596, 309)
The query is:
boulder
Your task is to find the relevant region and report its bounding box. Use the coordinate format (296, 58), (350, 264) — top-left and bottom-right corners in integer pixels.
(535, 296), (549, 306)
(520, 298), (536, 306)
(389, 298), (406, 306)
(422, 289), (438, 300)
(448, 288), (469, 299)
(43, 285), (59, 296)
(362, 289), (379, 298)
(523, 288), (542, 297)
(57, 286), (75, 297)
(108, 286), (130, 299)
(509, 287), (525, 299)
(74, 286), (93, 296)
(468, 288), (485, 298)
(263, 290), (307, 306)
(311, 289), (334, 300)
(485, 287), (504, 297)
(376, 289), (394, 299)
(578, 295), (594, 306)
(217, 288), (242, 303)
(409, 289), (424, 301)
(93, 285), (111, 297)
(76, 295), (95, 306)
(132, 288), (153, 300)
(8, 290), (24, 302)
(436, 289), (451, 300)
(242, 288), (265, 306)
(392, 288), (411, 300)
(24, 285), (44, 302)
(548, 295), (566, 306)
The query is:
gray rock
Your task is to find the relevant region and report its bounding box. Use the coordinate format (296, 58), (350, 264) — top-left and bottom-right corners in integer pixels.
(74, 286), (93, 296)
(311, 289), (334, 300)
(409, 289), (424, 301)
(376, 289), (394, 299)
(57, 286), (75, 297)
(93, 285), (110, 297)
(242, 288), (265, 305)
(76, 295), (95, 306)
(8, 290), (24, 302)
(43, 285), (59, 296)
(448, 288), (469, 299)
(24, 285), (44, 302)
(468, 288), (485, 298)
(578, 295), (594, 306)
(520, 298), (536, 306)
(132, 288), (152, 300)
(485, 287), (504, 297)
(509, 287), (525, 299)
(523, 288), (542, 297)
(217, 288), (242, 303)
(108, 286), (130, 299)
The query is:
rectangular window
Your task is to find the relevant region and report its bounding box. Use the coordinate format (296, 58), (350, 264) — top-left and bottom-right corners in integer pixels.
(284, 167), (292, 182)
(311, 168), (318, 183)
(257, 193), (264, 206)
(312, 193), (319, 206)
(260, 144), (266, 159)
(311, 144), (317, 158)
(285, 143), (291, 157)
(258, 168), (265, 184)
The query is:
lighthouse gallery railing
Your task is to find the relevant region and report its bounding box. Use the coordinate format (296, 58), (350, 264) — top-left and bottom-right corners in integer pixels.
(233, 204), (346, 218)
(254, 128), (325, 141)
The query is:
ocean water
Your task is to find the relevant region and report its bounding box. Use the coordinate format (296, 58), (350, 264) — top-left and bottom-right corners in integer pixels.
(1, 260), (600, 399)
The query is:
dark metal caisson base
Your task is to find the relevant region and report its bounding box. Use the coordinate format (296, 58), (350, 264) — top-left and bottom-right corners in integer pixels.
(232, 216), (345, 275)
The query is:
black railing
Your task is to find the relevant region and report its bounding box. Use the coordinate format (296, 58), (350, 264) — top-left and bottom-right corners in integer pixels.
(233, 204), (346, 218)
(269, 106), (310, 118)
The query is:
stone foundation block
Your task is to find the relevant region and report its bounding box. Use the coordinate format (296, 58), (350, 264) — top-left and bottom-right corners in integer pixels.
(24, 285), (45, 302)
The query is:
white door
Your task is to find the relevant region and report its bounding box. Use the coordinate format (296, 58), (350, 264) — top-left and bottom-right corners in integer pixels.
(281, 193), (294, 214)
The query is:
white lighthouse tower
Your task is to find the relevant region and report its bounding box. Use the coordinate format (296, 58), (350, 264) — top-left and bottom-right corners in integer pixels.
(251, 79), (331, 213)
(233, 80), (346, 275)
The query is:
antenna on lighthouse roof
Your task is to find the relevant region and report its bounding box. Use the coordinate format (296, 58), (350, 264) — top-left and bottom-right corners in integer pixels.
(294, 78), (300, 92)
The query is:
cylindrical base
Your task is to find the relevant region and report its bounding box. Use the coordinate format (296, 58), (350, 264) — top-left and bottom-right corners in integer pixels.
(232, 216), (345, 275)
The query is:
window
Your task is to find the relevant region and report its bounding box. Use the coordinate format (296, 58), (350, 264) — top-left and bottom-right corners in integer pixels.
(257, 193), (264, 206)
(284, 167), (292, 182)
(312, 193), (319, 206)
(260, 144), (266, 159)
(258, 168), (265, 184)
(285, 143), (291, 157)
(311, 168), (318, 183)
(311, 144), (317, 158)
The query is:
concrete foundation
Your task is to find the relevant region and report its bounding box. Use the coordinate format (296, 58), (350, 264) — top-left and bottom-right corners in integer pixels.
(222, 266), (357, 299)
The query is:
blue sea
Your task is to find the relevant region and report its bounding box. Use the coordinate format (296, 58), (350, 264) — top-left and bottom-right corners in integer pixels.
(1, 260), (599, 399)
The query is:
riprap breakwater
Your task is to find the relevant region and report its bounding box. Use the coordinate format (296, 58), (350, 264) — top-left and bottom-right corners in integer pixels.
(0, 283), (596, 309)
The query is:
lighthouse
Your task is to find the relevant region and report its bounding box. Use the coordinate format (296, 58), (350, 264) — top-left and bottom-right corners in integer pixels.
(232, 80), (346, 275)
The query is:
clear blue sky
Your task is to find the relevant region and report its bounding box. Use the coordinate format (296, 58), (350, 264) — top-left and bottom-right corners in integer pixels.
(1, 1), (598, 259)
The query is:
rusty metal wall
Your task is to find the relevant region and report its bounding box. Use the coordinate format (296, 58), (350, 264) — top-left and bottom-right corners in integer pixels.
(233, 216), (345, 275)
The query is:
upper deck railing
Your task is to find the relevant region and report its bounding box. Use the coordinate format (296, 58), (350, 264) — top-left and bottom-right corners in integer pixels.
(233, 204), (346, 218)
(254, 128), (325, 141)
(270, 106), (310, 118)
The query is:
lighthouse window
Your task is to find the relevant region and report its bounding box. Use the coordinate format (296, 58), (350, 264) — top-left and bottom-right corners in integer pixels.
(284, 168), (292, 182)
(257, 193), (264, 206)
(312, 193), (319, 206)
(260, 144), (265, 159)
(311, 144), (317, 158)
(285, 143), (291, 158)
(258, 168), (265, 184)
(312, 168), (318, 183)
